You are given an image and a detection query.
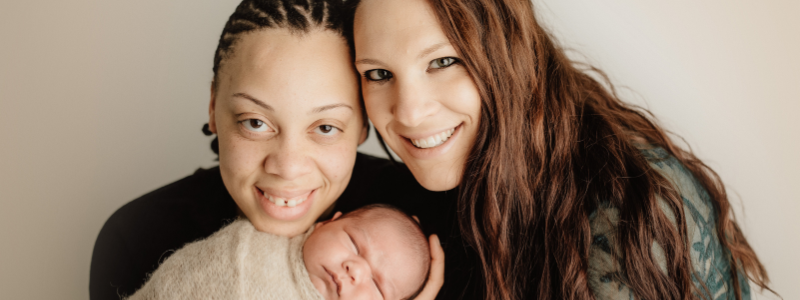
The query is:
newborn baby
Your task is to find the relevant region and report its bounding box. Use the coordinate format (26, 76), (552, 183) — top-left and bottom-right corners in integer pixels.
(128, 204), (430, 300)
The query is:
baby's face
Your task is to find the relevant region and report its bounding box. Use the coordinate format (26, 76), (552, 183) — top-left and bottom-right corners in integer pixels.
(303, 212), (426, 300)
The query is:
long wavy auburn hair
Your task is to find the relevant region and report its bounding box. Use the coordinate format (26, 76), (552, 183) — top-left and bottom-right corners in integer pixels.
(418, 0), (772, 299)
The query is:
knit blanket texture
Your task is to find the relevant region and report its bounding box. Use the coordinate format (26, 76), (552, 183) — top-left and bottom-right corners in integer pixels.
(126, 219), (324, 300)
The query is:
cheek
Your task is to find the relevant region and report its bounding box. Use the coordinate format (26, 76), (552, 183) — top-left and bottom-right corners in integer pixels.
(306, 235), (345, 266)
(314, 124), (362, 190)
(217, 124), (266, 188)
(446, 73), (482, 120)
(363, 87), (392, 128)
(314, 140), (359, 186)
(461, 85), (482, 120)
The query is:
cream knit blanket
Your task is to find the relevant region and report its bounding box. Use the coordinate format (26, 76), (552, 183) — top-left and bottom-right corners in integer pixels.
(127, 219), (324, 300)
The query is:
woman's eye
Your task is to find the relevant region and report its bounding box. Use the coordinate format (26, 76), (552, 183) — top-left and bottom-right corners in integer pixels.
(315, 124), (340, 136)
(429, 57), (457, 69)
(242, 119), (269, 132)
(364, 69), (393, 81)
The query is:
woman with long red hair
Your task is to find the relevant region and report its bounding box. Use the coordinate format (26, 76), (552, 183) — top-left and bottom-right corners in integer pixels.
(348, 0), (771, 299)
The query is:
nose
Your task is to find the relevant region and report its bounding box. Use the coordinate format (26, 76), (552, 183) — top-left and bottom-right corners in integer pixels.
(263, 134), (313, 180)
(342, 258), (371, 284)
(393, 77), (438, 128)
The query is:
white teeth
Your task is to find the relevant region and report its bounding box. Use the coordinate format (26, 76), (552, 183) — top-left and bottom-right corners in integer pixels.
(411, 128), (456, 149)
(266, 192), (308, 208)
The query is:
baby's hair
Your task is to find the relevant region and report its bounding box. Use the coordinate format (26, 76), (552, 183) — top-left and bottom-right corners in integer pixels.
(341, 204), (431, 300)
(203, 0), (368, 155)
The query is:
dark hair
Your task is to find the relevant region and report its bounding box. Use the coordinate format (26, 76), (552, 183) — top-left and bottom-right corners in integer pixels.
(203, 0), (368, 154)
(346, 0), (771, 299)
(341, 204), (431, 300)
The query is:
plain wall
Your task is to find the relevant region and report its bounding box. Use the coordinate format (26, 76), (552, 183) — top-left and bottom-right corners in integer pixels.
(0, 0), (796, 299)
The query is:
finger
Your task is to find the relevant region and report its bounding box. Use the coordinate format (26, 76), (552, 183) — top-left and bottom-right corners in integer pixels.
(412, 215), (421, 224)
(416, 234), (445, 300)
(429, 234), (444, 262)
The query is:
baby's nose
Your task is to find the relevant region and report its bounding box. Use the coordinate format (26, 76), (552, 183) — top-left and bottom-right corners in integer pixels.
(343, 260), (368, 282)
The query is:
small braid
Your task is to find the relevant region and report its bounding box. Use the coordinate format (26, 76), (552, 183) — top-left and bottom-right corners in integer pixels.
(213, 0), (346, 78)
(204, 0), (357, 156)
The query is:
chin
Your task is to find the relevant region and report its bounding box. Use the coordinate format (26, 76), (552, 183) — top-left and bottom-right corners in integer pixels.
(249, 214), (312, 237)
(412, 169), (461, 192)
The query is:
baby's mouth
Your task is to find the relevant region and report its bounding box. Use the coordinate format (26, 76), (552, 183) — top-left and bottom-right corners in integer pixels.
(324, 266), (341, 296)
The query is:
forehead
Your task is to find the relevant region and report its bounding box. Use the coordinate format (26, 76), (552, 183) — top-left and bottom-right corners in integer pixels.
(355, 214), (426, 298)
(354, 0), (447, 55)
(220, 28), (358, 108)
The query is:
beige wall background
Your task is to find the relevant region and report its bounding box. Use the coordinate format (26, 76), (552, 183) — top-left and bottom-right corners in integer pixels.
(0, 0), (796, 299)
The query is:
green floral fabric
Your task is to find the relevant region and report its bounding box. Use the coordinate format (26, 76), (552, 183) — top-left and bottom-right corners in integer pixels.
(587, 148), (751, 300)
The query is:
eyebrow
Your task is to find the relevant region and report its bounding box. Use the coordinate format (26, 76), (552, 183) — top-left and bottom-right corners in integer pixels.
(232, 93), (273, 111)
(354, 58), (385, 67)
(311, 103), (353, 114)
(233, 93), (352, 114)
(416, 41), (450, 60)
(354, 41), (452, 67)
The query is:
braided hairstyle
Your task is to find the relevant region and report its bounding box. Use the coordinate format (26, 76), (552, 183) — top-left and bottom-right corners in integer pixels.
(203, 0), (362, 154)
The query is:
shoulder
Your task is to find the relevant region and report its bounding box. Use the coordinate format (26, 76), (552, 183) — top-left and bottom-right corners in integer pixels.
(587, 148), (751, 299)
(643, 148), (752, 299)
(642, 147), (714, 222)
(90, 166), (239, 299)
(99, 166), (239, 244)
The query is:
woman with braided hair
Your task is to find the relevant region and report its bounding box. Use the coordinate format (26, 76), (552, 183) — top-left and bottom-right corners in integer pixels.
(90, 0), (445, 299)
(348, 0), (773, 299)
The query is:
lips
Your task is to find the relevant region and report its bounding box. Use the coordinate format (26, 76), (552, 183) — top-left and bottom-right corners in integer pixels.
(324, 266), (341, 296)
(256, 187), (317, 221)
(398, 123), (463, 160)
(409, 127), (456, 149)
(264, 191), (311, 208)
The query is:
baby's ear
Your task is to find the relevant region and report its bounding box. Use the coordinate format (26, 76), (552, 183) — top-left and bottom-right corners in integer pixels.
(317, 211), (343, 228)
(412, 215), (421, 224)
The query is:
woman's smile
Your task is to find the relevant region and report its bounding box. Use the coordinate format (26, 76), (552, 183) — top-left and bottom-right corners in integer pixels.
(406, 124), (458, 149)
(263, 190), (312, 208)
(255, 186), (318, 221)
(398, 123), (464, 160)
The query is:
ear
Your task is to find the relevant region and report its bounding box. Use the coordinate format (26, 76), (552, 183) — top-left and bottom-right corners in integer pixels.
(208, 81), (218, 134)
(317, 211), (343, 228)
(412, 215), (421, 224)
(358, 125), (368, 145)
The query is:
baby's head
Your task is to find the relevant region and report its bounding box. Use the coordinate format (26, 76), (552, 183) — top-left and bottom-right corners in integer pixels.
(303, 204), (430, 300)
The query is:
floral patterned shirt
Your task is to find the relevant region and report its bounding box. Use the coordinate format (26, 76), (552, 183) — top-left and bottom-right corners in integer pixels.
(587, 148), (751, 300)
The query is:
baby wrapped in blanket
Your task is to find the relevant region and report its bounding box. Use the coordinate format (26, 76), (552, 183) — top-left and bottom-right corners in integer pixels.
(128, 204), (430, 300)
